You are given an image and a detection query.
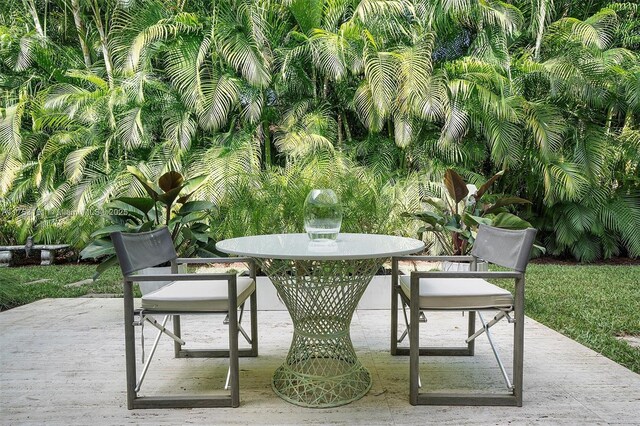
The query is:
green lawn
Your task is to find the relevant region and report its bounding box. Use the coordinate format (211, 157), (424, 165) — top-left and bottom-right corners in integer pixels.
(1, 263), (638, 373)
(498, 263), (640, 374)
(0, 265), (125, 310)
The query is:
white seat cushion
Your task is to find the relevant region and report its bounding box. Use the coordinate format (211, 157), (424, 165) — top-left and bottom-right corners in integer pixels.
(141, 277), (255, 312)
(399, 275), (513, 310)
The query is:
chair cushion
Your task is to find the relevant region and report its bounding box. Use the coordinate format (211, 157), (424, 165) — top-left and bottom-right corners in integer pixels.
(141, 277), (255, 312)
(399, 275), (513, 309)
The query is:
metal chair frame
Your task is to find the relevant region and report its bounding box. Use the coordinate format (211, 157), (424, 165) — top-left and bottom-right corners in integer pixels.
(391, 255), (525, 406)
(114, 230), (258, 409)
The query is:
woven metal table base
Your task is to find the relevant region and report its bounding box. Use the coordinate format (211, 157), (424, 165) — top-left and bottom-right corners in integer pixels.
(258, 257), (382, 408)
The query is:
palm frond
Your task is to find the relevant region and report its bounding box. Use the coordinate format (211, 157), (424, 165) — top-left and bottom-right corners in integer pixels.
(572, 125), (612, 181)
(214, 2), (271, 87)
(354, 80), (385, 132)
(549, 9), (617, 50)
(397, 34), (436, 116)
(164, 111), (196, 151)
(393, 113), (414, 148)
(477, 0), (523, 36)
(363, 33), (399, 118)
(197, 73), (240, 131)
(64, 146), (101, 184)
(522, 101), (565, 159)
(0, 152), (22, 196)
(353, 0), (413, 23)
(115, 107), (145, 149)
(309, 28), (351, 81)
(0, 102), (24, 160)
(543, 160), (590, 203)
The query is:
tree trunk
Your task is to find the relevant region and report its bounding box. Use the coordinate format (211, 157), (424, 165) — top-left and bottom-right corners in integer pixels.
(342, 112), (352, 142)
(312, 68), (317, 102)
(623, 111), (634, 129)
(533, 0), (548, 61)
(90, 0), (114, 88)
(337, 112), (343, 148)
(605, 107), (614, 135)
(263, 122), (272, 167)
(25, 0), (45, 38)
(71, 0), (92, 67)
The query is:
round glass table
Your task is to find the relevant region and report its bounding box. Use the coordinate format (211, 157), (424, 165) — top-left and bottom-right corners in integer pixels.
(216, 233), (424, 408)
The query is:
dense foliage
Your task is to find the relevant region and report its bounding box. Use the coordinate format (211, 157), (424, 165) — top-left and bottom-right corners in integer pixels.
(1, 0), (638, 261)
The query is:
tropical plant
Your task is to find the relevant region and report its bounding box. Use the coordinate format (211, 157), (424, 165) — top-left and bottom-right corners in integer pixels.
(0, 0), (638, 262)
(208, 152), (418, 243)
(80, 168), (216, 276)
(406, 169), (533, 255)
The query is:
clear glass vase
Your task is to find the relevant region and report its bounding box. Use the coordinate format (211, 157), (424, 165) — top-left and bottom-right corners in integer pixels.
(303, 189), (343, 241)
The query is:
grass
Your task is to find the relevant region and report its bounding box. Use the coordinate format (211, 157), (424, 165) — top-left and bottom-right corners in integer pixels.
(498, 263), (640, 374)
(0, 265), (125, 310)
(1, 262), (639, 373)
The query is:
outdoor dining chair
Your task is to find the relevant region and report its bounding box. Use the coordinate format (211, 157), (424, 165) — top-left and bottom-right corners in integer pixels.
(111, 227), (258, 409)
(391, 224), (537, 406)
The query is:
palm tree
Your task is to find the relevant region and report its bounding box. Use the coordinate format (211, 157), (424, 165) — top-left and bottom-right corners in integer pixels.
(0, 0), (638, 260)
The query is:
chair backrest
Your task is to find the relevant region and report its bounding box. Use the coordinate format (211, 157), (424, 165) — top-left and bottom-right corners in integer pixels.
(111, 227), (177, 277)
(471, 224), (537, 272)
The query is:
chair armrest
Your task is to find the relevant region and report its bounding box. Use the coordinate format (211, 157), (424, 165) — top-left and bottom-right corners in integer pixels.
(411, 271), (522, 279)
(392, 255), (476, 263)
(127, 273), (238, 282)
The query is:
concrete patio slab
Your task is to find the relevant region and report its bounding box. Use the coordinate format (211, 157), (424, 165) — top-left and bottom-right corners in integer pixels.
(1, 298), (639, 425)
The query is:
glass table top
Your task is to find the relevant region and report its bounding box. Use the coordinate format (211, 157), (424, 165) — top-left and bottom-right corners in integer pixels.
(216, 233), (425, 260)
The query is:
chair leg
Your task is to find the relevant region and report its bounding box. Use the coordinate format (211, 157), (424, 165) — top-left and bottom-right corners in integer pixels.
(467, 311), (476, 356)
(409, 308), (523, 404)
(409, 274), (420, 406)
(227, 277), (240, 407)
(173, 315), (182, 357)
(124, 281), (137, 410)
(249, 288), (258, 357)
(391, 260), (399, 355)
(513, 276), (525, 407)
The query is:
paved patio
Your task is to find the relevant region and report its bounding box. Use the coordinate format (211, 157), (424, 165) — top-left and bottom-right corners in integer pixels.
(2, 298), (639, 425)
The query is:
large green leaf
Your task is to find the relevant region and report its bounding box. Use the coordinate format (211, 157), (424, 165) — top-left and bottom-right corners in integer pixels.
(475, 170), (504, 200)
(182, 226), (209, 244)
(444, 224), (467, 235)
(179, 211), (209, 224)
(80, 238), (114, 259)
(403, 211), (445, 227)
(105, 200), (146, 221)
(90, 224), (129, 239)
(135, 221), (156, 232)
(178, 200), (216, 214)
(127, 166), (160, 199)
(491, 212), (532, 229)
(484, 197), (532, 214)
(462, 213), (493, 228)
(290, 0), (324, 34)
(177, 175), (208, 204)
(444, 169), (469, 204)
(157, 186), (185, 207)
(421, 196), (446, 211)
(113, 197), (155, 215)
(93, 255), (118, 280)
(158, 171), (184, 192)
